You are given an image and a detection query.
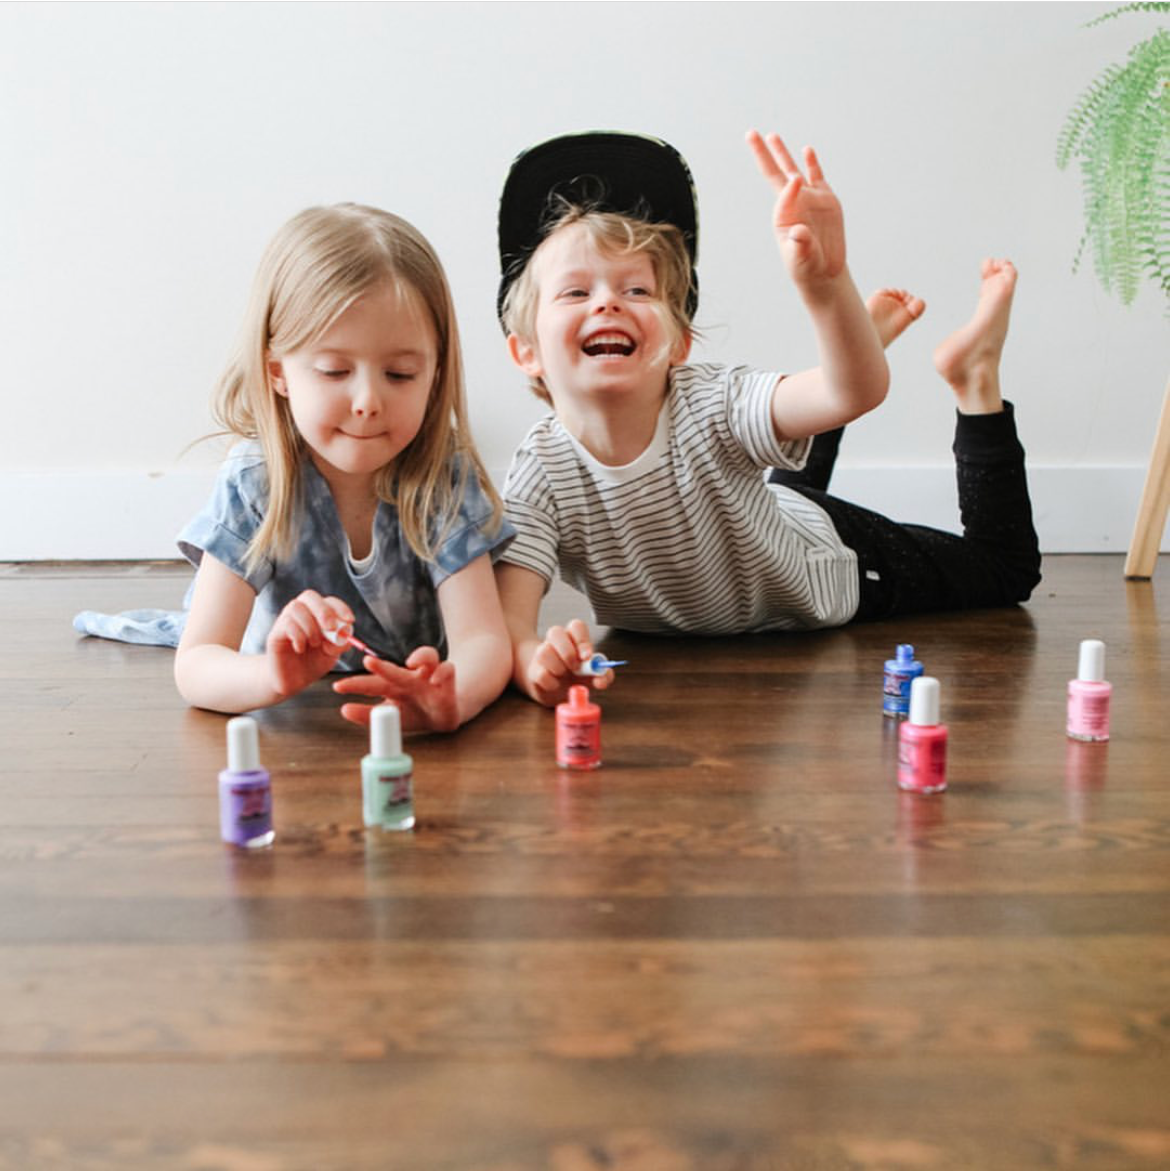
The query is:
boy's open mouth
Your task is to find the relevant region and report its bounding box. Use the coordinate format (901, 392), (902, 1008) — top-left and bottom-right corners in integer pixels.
(582, 331), (636, 357)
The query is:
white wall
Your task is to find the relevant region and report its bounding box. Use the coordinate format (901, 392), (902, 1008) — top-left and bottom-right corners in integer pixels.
(1, 0), (1165, 558)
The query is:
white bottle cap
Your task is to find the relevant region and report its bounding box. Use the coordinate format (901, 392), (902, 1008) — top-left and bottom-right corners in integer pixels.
(908, 676), (941, 726)
(226, 716), (261, 772)
(370, 703), (403, 758)
(1077, 639), (1106, 682)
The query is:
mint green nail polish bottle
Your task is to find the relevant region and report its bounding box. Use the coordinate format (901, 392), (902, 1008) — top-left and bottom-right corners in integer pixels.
(362, 704), (414, 831)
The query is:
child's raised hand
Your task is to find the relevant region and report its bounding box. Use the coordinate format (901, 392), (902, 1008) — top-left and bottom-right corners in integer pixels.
(265, 590), (353, 700)
(746, 130), (846, 295)
(333, 646), (460, 733)
(526, 618), (613, 708)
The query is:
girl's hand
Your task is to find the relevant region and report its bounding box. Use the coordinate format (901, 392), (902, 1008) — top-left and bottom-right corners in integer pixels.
(266, 590), (353, 700)
(525, 618), (614, 708)
(333, 646), (460, 733)
(746, 130), (846, 296)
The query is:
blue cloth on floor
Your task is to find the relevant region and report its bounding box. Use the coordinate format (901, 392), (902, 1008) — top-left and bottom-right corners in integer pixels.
(73, 607), (186, 647)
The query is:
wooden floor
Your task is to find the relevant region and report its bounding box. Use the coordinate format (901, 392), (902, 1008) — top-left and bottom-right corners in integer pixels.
(1, 555), (1167, 1171)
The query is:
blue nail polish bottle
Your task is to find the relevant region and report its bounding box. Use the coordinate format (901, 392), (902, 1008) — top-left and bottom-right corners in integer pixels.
(883, 644), (923, 719)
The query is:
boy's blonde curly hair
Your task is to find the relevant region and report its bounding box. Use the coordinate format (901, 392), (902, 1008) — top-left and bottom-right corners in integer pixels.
(501, 205), (696, 404)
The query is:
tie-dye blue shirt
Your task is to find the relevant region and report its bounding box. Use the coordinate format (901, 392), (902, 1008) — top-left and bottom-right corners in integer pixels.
(176, 441), (513, 670)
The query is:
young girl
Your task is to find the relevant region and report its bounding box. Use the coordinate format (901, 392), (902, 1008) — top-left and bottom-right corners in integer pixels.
(172, 203), (514, 730)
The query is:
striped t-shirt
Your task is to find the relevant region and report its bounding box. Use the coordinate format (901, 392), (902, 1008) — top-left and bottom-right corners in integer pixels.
(500, 362), (860, 634)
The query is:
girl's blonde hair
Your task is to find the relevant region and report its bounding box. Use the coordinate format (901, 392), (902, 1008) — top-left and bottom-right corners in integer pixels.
(213, 203), (502, 570)
(500, 205), (696, 404)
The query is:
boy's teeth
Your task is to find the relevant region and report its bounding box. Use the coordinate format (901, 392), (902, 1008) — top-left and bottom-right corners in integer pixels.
(583, 333), (635, 356)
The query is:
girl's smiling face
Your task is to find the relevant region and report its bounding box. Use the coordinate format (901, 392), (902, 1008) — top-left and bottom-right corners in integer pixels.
(509, 223), (690, 411)
(268, 281), (437, 489)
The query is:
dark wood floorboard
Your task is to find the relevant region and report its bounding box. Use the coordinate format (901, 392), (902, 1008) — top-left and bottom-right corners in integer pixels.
(0, 555), (1167, 1170)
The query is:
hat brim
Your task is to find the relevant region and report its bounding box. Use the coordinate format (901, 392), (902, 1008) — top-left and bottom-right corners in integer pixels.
(497, 130), (699, 326)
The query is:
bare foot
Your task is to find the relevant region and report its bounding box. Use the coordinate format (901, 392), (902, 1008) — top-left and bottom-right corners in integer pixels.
(867, 288), (927, 348)
(932, 258), (1017, 415)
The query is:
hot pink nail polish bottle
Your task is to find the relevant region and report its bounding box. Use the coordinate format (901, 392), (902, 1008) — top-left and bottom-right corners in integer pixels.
(897, 676), (948, 794)
(1067, 639), (1111, 742)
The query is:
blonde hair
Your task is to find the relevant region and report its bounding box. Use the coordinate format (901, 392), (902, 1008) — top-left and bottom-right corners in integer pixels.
(213, 203), (502, 570)
(501, 206), (696, 404)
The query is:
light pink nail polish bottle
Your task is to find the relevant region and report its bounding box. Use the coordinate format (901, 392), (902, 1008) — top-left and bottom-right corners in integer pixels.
(1067, 639), (1111, 743)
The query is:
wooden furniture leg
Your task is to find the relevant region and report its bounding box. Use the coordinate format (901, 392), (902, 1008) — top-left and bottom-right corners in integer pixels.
(1124, 376), (1170, 579)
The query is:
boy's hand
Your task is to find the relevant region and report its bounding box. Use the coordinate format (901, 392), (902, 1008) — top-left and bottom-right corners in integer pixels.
(525, 618), (613, 708)
(266, 590), (351, 700)
(746, 130), (846, 296)
(333, 646), (460, 733)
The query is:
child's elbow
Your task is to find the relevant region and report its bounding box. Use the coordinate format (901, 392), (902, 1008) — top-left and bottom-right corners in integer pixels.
(173, 647), (234, 714)
(857, 363), (890, 418)
(173, 652), (195, 706)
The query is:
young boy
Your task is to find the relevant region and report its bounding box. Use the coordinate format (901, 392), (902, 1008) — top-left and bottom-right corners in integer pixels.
(494, 130), (1040, 707)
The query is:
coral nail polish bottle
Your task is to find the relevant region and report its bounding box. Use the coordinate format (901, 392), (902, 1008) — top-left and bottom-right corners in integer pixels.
(556, 685), (601, 770)
(362, 704), (415, 830)
(883, 643), (923, 718)
(218, 716), (275, 848)
(897, 676), (948, 794)
(1067, 639), (1111, 743)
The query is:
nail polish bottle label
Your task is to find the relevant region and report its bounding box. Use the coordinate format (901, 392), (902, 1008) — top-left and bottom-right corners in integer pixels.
(897, 734), (947, 793)
(883, 650), (923, 718)
(219, 770), (274, 848)
(883, 669), (914, 717)
(1067, 683), (1111, 742)
(556, 721), (601, 770)
(363, 768), (415, 830)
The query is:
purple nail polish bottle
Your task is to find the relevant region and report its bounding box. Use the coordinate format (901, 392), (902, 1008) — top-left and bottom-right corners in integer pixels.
(218, 717), (275, 849)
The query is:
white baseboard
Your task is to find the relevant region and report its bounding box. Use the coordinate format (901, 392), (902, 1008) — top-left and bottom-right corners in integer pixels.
(0, 466), (1163, 560)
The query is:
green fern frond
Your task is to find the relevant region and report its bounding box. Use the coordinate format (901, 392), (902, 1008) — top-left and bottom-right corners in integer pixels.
(1085, 1), (1170, 29)
(1057, 63), (1125, 167)
(1057, 8), (1170, 306)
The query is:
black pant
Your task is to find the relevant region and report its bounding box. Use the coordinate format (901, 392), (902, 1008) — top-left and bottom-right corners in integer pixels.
(768, 405), (1041, 622)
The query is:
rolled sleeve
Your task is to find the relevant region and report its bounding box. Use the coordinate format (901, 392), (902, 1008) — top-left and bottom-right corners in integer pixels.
(427, 471), (516, 587)
(726, 366), (810, 472)
(175, 448), (273, 593)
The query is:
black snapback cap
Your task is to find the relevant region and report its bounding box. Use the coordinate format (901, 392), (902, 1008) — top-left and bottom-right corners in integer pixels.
(496, 130), (699, 327)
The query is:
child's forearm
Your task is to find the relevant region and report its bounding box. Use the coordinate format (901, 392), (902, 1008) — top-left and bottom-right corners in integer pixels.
(450, 632), (513, 724)
(174, 645), (285, 715)
(772, 269), (889, 440)
(803, 268), (889, 418)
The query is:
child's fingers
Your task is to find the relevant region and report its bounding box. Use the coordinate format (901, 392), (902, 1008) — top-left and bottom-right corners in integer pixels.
(746, 129), (783, 187)
(278, 590), (351, 653)
(364, 657), (418, 684)
(764, 133), (803, 181)
(299, 593), (353, 646)
(332, 660), (417, 695)
(404, 646), (442, 671)
(339, 701), (376, 728)
(803, 145), (824, 185)
(271, 599), (320, 655)
(565, 618), (592, 654)
(528, 667), (569, 706)
(318, 596), (357, 645)
(541, 624), (587, 671)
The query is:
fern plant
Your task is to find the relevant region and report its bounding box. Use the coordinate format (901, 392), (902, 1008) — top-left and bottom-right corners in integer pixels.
(1056, 2), (1170, 306)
